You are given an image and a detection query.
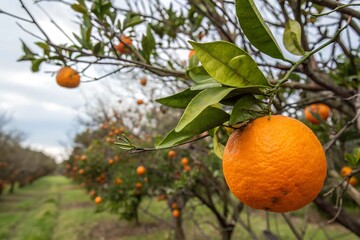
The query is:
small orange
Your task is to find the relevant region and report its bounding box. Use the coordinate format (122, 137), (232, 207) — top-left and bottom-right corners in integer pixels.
(65, 164), (71, 169)
(72, 166), (78, 172)
(181, 157), (189, 166)
(183, 165), (191, 172)
(168, 150), (176, 159)
(56, 66), (80, 88)
(172, 209), (180, 218)
(340, 166), (353, 177)
(189, 50), (196, 59)
(223, 115), (327, 213)
(140, 77), (147, 86)
(78, 169), (85, 175)
(304, 103), (331, 124)
(115, 178), (123, 185)
(135, 182), (142, 189)
(157, 194), (166, 201)
(136, 165), (146, 176)
(80, 155), (87, 161)
(94, 196), (102, 204)
(108, 159), (114, 165)
(137, 99), (144, 105)
(171, 202), (178, 209)
(349, 177), (358, 186)
(115, 35), (133, 54)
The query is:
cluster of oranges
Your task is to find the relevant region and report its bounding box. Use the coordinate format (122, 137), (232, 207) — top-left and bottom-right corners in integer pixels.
(171, 202), (180, 218)
(181, 157), (191, 172)
(340, 166), (358, 186)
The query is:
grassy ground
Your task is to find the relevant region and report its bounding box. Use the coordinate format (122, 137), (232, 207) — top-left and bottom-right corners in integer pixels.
(0, 176), (357, 240)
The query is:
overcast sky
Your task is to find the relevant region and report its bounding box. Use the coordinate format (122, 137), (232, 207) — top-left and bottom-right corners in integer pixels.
(0, 1), (109, 162)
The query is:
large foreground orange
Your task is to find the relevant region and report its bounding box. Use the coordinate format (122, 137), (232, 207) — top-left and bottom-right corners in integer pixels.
(223, 115), (327, 213)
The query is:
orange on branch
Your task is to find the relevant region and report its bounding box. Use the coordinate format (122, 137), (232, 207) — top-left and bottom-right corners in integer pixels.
(137, 99), (144, 105)
(304, 103), (331, 124)
(181, 157), (189, 166)
(183, 165), (191, 172)
(136, 165), (146, 176)
(115, 35), (133, 54)
(56, 66), (80, 88)
(108, 159), (114, 165)
(349, 177), (358, 186)
(172, 209), (180, 218)
(223, 115), (327, 213)
(115, 178), (123, 185)
(168, 150), (176, 158)
(140, 77), (147, 86)
(94, 196), (102, 204)
(340, 166), (352, 177)
(135, 182), (142, 189)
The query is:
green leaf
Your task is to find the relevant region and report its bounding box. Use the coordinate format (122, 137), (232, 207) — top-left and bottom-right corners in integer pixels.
(156, 107), (229, 149)
(283, 19), (305, 56)
(229, 95), (264, 124)
(188, 66), (222, 90)
(123, 15), (144, 30)
(71, 3), (88, 14)
(212, 127), (225, 159)
(92, 42), (102, 55)
(236, 0), (284, 59)
(141, 26), (156, 62)
(156, 88), (200, 109)
(31, 58), (46, 72)
(190, 41), (269, 88)
(175, 87), (235, 132)
(35, 42), (50, 55)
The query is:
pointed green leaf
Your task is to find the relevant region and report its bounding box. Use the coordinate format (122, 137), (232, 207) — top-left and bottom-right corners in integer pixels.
(190, 41), (269, 88)
(35, 42), (50, 55)
(188, 66), (222, 90)
(156, 107), (229, 149)
(156, 88), (200, 109)
(141, 25), (156, 62)
(283, 19), (305, 56)
(236, 0), (284, 59)
(71, 3), (88, 14)
(229, 95), (264, 124)
(31, 58), (46, 72)
(175, 87), (235, 132)
(123, 15), (144, 30)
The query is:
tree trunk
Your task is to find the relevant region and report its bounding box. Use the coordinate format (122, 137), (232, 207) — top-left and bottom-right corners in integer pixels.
(174, 216), (185, 240)
(9, 182), (15, 194)
(314, 196), (360, 237)
(220, 224), (234, 240)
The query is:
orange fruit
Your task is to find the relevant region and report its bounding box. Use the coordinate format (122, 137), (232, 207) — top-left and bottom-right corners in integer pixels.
(340, 166), (352, 177)
(168, 150), (176, 158)
(78, 169), (85, 175)
(136, 165), (146, 176)
(135, 182), (142, 189)
(304, 103), (331, 124)
(171, 202), (178, 209)
(80, 154), (87, 161)
(189, 50), (195, 59)
(137, 99), (144, 105)
(349, 177), (358, 186)
(115, 35), (133, 54)
(115, 178), (123, 185)
(108, 159), (114, 165)
(56, 66), (80, 88)
(172, 209), (180, 218)
(157, 194), (166, 201)
(183, 165), (191, 172)
(223, 115), (327, 213)
(94, 196), (102, 204)
(140, 77), (147, 86)
(181, 157), (189, 166)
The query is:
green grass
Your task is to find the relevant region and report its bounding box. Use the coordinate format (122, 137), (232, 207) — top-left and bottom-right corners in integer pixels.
(0, 176), (358, 240)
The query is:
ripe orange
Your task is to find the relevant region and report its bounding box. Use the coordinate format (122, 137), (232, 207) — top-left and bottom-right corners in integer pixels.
(171, 202), (178, 209)
(181, 157), (189, 166)
(223, 115), (327, 213)
(168, 150), (176, 158)
(56, 66), (80, 88)
(108, 159), (114, 165)
(136, 99), (144, 105)
(183, 165), (191, 172)
(78, 169), (85, 175)
(115, 178), (123, 185)
(172, 209), (180, 218)
(94, 196), (102, 204)
(340, 166), (352, 177)
(136, 165), (146, 176)
(189, 50), (196, 59)
(349, 177), (358, 186)
(135, 182), (142, 189)
(304, 103), (331, 124)
(140, 77), (147, 86)
(115, 35), (133, 54)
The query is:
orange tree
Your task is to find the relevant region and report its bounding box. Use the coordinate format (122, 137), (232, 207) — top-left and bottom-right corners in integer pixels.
(2, 0), (360, 238)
